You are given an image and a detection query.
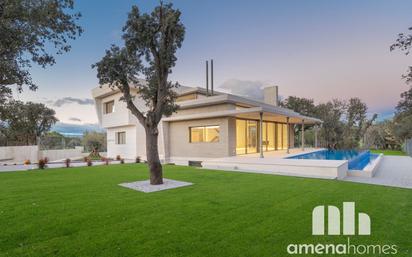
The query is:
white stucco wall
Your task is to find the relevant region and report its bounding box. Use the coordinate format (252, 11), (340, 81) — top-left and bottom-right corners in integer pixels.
(40, 147), (84, 161)
(0, 145), (39, 163)
(107, 126), (138, 160)
(0, 146), (85, 163)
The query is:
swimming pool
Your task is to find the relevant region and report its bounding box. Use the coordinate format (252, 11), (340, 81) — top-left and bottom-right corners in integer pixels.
(287, 150), (379, 170)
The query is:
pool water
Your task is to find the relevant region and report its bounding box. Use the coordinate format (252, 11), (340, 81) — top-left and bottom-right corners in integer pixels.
(287, 150), (378, 170)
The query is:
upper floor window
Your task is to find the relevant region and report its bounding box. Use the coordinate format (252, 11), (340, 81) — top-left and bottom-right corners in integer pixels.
(104, 100), (114, 114)
(190, 125), (220, 143)
(116, 131), (126, 144)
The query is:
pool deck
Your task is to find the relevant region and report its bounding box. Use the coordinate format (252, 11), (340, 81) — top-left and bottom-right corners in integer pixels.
(343, 156), (412, 189)
(202, 148), (348, 179)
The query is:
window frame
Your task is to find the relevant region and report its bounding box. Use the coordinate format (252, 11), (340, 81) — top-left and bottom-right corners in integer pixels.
(103, 100), (115, 114)
(115, 131), (126, 145)
(189, 125), (220, 143)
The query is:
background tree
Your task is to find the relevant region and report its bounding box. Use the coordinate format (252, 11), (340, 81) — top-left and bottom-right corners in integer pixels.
(393, 87), (412, 141)
(391, 25), (412, 150)
(93, 3), (185, 185)
(314, 100), (346, 147)
(342, 98), (376, 148)
(280, 96), (317, 143)
(82, 131), (106, 152)
(280, 96), (316, 117)
(364, 121), (400, 150)
(0, 101), (58, 145)
(0, 0), (82, 97)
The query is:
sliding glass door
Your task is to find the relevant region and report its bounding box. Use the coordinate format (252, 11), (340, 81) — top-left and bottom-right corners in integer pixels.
(236, 118), (289, 155)
(236, 119), (257, 154)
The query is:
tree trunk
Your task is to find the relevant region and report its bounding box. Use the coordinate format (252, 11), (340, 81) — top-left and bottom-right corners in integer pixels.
(145, 126), (163, 185)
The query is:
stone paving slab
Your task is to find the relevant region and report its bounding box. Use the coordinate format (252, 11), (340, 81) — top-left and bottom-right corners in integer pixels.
(119, 179), (193, 193)
(342, 156), (412, 189)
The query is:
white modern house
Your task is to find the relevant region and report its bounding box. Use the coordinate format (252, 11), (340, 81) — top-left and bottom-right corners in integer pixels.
(92, 82), (321, 165)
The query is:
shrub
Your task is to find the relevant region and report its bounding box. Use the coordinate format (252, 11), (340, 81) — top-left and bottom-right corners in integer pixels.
(100, 156), (106, 162)
(83, 156), (89, 162)
(64, 158), (71, 168)
(105, 158), (110, 165)
(87, 159), (92, 166)
(24, 160), (31, 165)
(38, 159), (46, 169)
(43, 157), (49, 164)
(120, 159), (125, 164)
(116, 155), (121, 161)
(135, 156), (140, 163)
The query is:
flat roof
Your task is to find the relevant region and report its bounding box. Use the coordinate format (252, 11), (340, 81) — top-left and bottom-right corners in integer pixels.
(92, 83), (322, 124)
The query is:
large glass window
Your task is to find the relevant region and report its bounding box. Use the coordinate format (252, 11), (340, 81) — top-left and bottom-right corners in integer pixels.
(276, 123), (283, 150)
(267, 122), (276, 151)
(104, 100), (114, 114)
(236, 119), (288, 154)
(247, 120), (258, 153)
(190, 126), (220, 143)
(236, 120), (246, 154)
(262, 122), (276, 152)
(236, 119), (258, 154)
(282, 124), (289, 150)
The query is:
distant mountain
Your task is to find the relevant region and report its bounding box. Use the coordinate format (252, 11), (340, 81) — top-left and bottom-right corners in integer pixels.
(51, 122), (105, 137)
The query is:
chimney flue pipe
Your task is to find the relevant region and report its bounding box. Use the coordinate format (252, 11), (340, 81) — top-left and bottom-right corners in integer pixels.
(211, 59), (214, 96)
(206, 60), (209, 96)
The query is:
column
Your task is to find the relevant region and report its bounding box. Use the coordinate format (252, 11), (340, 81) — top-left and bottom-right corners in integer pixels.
(314, 125), (318, 148)
(286, 117), (290, 154)
(259, 112), (264, 158)
(301, 119), (305, 151)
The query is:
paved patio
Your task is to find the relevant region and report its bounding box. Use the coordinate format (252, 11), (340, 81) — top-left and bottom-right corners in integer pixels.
(342, 156), (412, 189)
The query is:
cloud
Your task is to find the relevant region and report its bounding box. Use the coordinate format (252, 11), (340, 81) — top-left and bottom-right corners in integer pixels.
(69, 117), (82, 122)
(52, 97), (94, 107)
(218, 79), (265, 100)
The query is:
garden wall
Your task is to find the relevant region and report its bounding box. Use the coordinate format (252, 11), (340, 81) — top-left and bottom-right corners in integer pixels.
(0, 145), (85, 163)
(405, 139), (412, 157)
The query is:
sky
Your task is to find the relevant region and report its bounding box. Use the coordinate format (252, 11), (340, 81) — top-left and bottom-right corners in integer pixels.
(15, 0), (412, 126)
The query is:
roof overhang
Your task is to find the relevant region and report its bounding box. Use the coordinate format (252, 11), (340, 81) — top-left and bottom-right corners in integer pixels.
(163, 107), (321, 124)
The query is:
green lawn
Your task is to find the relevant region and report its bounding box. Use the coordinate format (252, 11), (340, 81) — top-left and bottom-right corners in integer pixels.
(370, 149), (408, 156)
(0, 164), (411, 257)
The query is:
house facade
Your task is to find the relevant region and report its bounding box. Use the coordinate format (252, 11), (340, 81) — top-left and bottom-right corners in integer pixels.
(92, 84), (321, 165)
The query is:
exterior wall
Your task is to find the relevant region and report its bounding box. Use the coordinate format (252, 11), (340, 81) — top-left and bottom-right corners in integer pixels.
(0, 146), (85, 163)
(107, 126), (138, 159)
(0, 145), (39, 163)
(40, 147), (84, 161)
(98, 91), (150, 128)
(227, 117), (237, 156)
(175, 103), (235, 116)
(100, 92), (131, 128)
(168, 117), (231, 163)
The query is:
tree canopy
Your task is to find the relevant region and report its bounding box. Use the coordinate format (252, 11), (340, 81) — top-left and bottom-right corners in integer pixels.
(0, 101), (58, 145)
(0, 0), (82, 95)
(282, 96), (376, 149)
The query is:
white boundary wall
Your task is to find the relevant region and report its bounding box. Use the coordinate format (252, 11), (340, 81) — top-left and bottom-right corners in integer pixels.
(0, 145), (84, 163)
(39, 146), (85, 161)
(0, 145), (39, 163)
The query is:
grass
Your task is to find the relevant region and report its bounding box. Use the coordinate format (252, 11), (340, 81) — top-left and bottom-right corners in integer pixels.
(0, 164), (411, 257)
(370, 149), (408, 156)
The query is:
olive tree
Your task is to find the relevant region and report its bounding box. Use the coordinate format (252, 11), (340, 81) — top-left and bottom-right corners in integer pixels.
(93, 3), (185, 185)
(0, 0), (82, 96)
